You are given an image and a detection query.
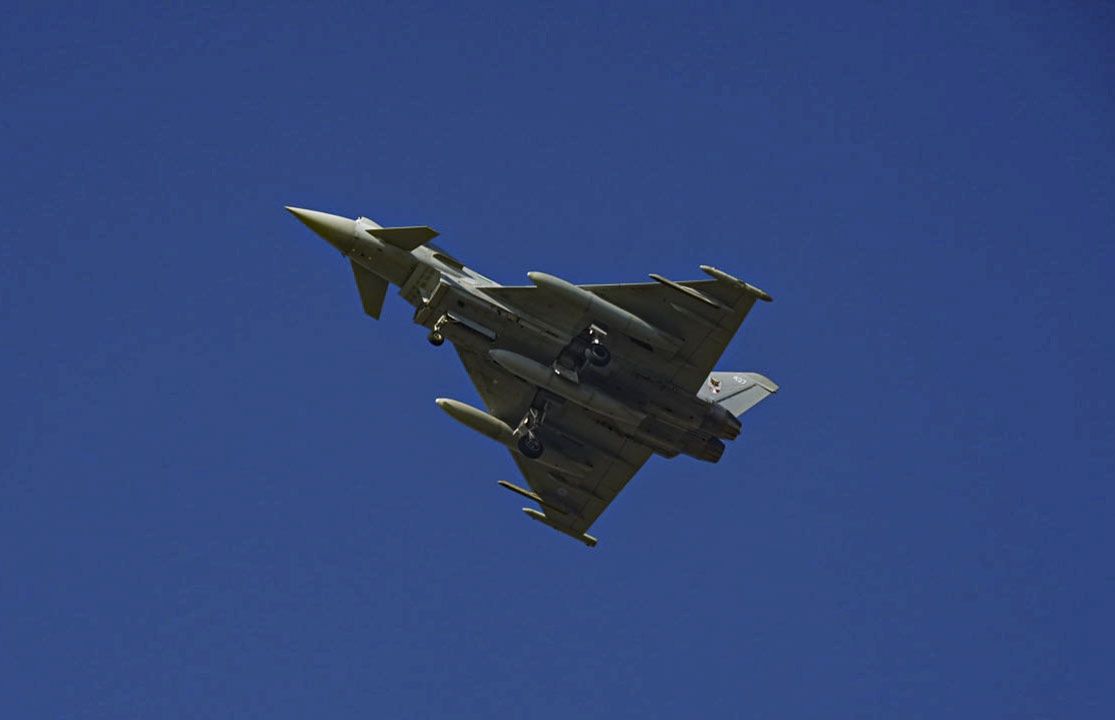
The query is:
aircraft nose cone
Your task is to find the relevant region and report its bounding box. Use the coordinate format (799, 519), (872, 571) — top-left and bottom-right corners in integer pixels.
(285, 206), (354, 250)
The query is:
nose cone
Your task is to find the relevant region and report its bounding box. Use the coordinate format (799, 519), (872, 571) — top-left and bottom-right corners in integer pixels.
(285, 206), (354, 250)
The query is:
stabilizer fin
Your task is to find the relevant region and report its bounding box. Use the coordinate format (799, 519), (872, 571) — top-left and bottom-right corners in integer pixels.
(350, 261), (388, 319)
(366, 226), (439, 251)
(699, 372), (779, 417)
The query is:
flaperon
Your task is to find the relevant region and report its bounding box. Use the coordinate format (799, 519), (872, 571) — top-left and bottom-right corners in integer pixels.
(287, 206), (778, 547)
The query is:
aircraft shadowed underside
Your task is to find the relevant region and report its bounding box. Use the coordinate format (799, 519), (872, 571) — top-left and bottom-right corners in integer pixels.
(287, 206), (778, 547)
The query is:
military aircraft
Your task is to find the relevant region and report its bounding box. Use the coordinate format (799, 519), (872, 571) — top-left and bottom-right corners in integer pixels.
(287, 206), (778, 547)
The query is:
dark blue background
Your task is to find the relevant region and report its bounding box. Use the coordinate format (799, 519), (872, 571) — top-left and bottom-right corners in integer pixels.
(4, 2), (1112, 717)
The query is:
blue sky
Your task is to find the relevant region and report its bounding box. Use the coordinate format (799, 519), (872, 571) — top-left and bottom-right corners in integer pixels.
(3, 2), (1113, 717)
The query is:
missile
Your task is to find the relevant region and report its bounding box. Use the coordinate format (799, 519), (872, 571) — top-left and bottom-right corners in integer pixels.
(648, 273), (722, 309)
(527, 271), (682, 351)
(497, 480), (569, 515)
(699, 265), (773, 302)
(488, 349), (645, 426)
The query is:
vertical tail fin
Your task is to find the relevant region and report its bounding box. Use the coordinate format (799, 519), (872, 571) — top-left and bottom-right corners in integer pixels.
(699, 372), (779, 417)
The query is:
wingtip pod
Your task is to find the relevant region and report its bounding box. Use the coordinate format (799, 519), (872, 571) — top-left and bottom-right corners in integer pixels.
(699, 265), (773, 302)
(521, 508), (598, 548)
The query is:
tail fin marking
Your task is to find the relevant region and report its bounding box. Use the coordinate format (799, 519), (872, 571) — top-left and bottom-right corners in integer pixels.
(699, 372), (779, 417)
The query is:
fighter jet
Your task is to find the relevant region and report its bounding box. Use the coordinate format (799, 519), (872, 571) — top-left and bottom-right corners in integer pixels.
(287, 206), (778, 547)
